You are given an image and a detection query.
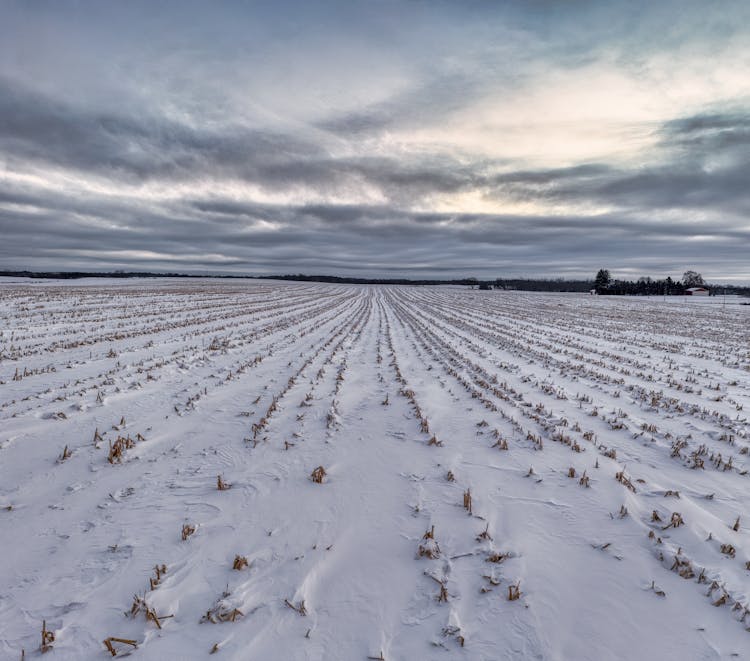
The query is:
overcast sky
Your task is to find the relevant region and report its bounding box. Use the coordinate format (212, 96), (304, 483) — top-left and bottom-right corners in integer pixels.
(1, 1), (749, 281)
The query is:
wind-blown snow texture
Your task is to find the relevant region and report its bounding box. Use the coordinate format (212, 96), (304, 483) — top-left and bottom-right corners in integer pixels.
(1, 279), (749, 660)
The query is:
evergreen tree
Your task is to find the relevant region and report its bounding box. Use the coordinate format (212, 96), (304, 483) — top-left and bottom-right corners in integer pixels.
(594, 269), (611, 293)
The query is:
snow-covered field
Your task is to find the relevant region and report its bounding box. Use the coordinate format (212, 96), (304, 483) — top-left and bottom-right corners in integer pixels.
(1, 279), (749, 660)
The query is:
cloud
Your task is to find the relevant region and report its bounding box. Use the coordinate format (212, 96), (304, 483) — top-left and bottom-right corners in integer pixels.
(315, 71), (490, 137)
(3, 167), (748, 280)
(482, 112), (750, 218)
(0, 76), (327, 183)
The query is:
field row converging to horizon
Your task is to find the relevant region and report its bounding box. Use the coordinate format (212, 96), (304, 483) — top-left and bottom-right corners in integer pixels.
(1, 280), (749, 660)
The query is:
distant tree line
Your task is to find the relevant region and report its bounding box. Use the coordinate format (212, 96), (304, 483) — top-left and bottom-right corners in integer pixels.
(0, 270), (485, 286)
(1, 269), (748, 296)
(0, 270), (194, 280)
(271, 274), (484, 286)
(598, 276), (690, 296)
(591, 269), (725, 296)
(489, 278), (593, 292)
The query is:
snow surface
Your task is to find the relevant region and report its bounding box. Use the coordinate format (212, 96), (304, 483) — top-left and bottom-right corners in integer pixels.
(0, 279), (749, 660)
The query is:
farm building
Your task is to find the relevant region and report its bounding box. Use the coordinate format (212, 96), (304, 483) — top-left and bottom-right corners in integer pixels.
(685, 287), (710, 296)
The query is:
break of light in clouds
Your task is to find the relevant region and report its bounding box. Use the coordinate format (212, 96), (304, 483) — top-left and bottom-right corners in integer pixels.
(1, 0), (749, 281)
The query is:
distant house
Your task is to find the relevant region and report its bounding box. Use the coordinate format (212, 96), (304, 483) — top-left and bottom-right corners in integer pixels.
(685, 287), (709, 296)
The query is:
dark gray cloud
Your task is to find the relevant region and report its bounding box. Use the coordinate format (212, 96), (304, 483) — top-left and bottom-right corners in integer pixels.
(0, 1), (749, 281)
(2, 170), (748, 280)
(0, 76), (326, 183)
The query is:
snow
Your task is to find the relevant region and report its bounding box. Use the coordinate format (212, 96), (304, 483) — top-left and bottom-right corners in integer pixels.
(1, 279), (749, 660)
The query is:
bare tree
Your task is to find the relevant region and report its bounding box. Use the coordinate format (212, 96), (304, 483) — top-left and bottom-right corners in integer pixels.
(682, 270), (705, 287)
